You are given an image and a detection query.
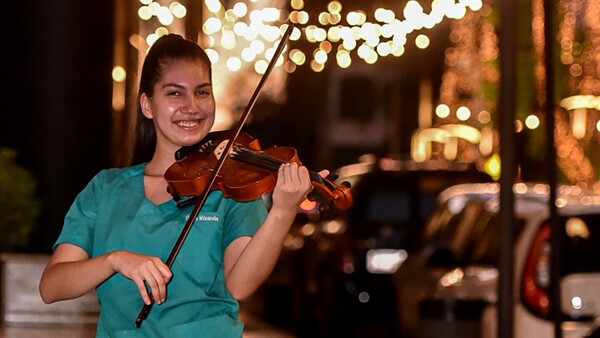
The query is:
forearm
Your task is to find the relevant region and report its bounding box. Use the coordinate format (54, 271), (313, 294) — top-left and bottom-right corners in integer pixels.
(225, 207), (296, 299)
(39, 253), (116, 304)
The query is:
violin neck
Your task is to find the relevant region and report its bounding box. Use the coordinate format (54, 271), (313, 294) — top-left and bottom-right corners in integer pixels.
(231, 147), (323, 183)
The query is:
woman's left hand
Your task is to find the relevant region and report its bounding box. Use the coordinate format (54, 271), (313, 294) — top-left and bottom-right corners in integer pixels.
(270, 162), (313, 211)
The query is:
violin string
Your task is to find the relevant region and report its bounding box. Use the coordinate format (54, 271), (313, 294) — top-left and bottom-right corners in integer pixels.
(232, 147), (324, 183)
(231, 147), (285, 171)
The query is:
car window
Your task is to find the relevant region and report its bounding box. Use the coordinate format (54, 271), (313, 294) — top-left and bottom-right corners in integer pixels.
(421, 197), (526, 266)
(420, 199), (488, 266)
(345, 171), (443, 250)
(365, 189), (415, 224)
(448, 200), (487, 259)
(468, 212), (526, 265)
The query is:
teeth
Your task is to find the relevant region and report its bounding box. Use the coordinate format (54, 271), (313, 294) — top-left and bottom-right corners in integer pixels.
(177, 120), (199, 128)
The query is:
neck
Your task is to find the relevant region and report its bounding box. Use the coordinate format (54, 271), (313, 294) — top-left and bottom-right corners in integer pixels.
(145, 146), (177, 177)
(143, 150), (174, 204)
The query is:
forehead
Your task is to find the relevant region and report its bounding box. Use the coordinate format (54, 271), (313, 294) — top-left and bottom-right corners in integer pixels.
(158, 58), (211, 84)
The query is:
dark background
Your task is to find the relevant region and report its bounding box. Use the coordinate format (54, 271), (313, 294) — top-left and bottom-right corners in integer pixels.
(1, 1), (115, 252)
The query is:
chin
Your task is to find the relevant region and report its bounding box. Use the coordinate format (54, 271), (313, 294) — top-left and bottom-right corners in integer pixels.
(180, 137), (203, 147)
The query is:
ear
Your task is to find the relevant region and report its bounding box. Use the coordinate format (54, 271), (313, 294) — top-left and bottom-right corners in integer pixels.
(140, 93), (153, 119)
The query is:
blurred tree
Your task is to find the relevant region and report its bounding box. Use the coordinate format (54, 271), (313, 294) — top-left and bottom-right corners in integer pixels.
(0, 148), (41, 252)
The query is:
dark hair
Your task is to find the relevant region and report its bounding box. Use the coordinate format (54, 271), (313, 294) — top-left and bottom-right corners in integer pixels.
(131, 34), (212, 165)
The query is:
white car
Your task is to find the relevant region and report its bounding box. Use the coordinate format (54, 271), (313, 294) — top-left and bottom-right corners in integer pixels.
(422, 182), (600, 338)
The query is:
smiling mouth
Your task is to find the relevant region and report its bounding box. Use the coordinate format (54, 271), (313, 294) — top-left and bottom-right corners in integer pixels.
(176, 120), (200, 128)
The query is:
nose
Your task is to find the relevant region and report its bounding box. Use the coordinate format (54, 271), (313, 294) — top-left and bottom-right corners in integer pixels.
(181, 95), (199, 114)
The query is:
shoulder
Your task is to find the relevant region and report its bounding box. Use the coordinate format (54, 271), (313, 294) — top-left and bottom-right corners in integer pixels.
(82, 164), (144, 196)
(93, 163), (144, 183)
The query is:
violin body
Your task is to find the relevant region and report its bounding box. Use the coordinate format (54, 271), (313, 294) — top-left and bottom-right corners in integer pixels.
(164, 131), (352, 210)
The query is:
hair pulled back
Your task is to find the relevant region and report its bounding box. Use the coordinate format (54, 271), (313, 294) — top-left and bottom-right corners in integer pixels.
(131, 34), (212, 165)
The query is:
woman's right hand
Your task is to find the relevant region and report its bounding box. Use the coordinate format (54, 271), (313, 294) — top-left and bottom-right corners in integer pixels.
(108, 250), (173, 305)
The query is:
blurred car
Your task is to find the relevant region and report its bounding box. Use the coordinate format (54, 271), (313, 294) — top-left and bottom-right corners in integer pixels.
(250, 157), (493, 338)
(419, 182), (600, 338)
(392, 182), (502, 337)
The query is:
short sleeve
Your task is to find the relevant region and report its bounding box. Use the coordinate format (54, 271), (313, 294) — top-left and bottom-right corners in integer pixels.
(222, 197), (267, 248)
(52, 171), (106, 256)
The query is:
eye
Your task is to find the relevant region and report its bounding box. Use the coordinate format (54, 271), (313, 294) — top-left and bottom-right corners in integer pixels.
(167, 90), (181, 96)
(195, 83), (212, 96)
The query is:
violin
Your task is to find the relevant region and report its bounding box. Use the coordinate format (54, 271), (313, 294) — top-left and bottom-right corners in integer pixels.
(164, 130), (352, 210)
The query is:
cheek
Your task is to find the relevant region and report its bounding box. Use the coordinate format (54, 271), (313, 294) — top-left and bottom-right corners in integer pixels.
(152, 103), (177, 120)
(205, 101), (217, 118)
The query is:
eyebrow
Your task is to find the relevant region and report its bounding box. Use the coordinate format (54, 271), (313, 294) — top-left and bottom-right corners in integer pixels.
(161, 82), (212, 90)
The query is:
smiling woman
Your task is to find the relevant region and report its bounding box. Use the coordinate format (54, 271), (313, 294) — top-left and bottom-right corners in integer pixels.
(38, 33), (315, 338)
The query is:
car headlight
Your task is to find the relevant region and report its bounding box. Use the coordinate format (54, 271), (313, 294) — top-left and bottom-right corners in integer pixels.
(366, 249), (407, 274)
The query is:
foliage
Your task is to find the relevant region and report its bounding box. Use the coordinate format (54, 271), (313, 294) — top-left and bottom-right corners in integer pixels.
(0, 148), (41, 251)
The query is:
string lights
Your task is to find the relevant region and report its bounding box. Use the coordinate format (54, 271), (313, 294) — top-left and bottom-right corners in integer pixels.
(122, 0), (600, 184)
(135, 0), (483, 74)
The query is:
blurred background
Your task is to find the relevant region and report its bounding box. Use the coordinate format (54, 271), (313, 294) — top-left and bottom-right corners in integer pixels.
(2, 0), (600, 337)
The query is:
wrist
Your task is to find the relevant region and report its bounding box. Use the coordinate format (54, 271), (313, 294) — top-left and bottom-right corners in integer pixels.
(105, 250), (121, 272)
(268, 204), (297, 218)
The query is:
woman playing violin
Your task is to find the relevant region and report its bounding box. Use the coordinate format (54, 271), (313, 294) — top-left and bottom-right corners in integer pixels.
(39, 34), (315, 337)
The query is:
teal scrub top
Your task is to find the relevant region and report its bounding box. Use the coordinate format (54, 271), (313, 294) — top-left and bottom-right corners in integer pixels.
(54, 163), (267, 338)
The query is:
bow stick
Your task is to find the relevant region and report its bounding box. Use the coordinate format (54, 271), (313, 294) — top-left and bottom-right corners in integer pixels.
(134, 23), (295, 327)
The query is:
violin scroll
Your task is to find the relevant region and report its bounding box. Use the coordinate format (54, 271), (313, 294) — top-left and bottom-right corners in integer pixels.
(309, 174), (352, 211)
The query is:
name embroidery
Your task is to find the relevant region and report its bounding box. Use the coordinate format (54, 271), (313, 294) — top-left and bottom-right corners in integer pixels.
(186, 214), (220, 222)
